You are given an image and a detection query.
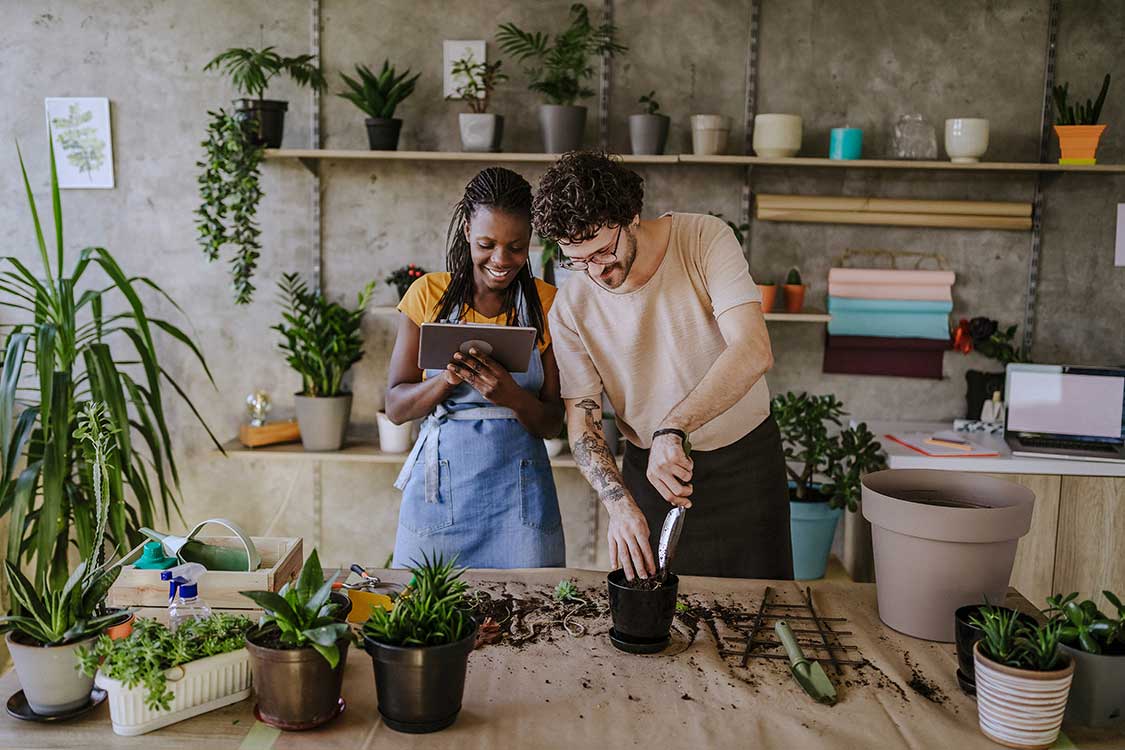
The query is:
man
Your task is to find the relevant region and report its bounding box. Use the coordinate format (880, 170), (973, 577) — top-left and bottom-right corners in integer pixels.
(534, 151), (791, 581)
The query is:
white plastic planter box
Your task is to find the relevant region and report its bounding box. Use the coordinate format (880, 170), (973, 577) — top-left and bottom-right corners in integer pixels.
(95, 647), (252, 736)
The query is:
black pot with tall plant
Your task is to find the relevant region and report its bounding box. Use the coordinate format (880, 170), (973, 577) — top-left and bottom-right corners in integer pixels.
(362, 554), (478, 734)
(498, 3), (626, 153)
(204, 46), (326, 148)
(338, 61), (421, 150)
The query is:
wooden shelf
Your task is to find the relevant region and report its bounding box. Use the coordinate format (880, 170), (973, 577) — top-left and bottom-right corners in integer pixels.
(266, 149), (677, 170)
(370, 306), (830, 323)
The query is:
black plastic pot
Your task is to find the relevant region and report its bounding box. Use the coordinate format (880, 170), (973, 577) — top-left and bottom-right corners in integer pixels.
(363, 622), (477, 734)
(607, 569), (679, 643)
(365, 117), (403, 150)
(329, 591), (353, 623)
(233, 99), (288, 148)
(954, 604), (1037, 694)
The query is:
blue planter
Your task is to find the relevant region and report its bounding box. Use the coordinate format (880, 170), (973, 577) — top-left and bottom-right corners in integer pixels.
(790, 499), (843, 580)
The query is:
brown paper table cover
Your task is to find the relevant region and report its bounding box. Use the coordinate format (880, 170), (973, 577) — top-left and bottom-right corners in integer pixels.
(2, 567), (1122, 750)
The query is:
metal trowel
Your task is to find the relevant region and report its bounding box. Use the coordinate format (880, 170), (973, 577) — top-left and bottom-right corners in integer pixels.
(655, 506), (685, 583)
(775, 620), (838, 705)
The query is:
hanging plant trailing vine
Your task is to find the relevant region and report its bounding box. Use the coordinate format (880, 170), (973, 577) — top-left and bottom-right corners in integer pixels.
(195, 109), (264, 305)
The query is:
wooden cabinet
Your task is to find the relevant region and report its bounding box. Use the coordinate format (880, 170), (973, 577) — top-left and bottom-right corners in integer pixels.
(1055, 476), (1125, 612)
(992, 473), (1061, 608)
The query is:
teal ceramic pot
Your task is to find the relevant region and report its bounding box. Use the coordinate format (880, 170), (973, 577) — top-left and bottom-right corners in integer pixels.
(790, 485), (843, 579)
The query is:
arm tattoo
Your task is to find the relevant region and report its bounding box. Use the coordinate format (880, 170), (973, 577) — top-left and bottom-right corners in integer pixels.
(571, 399), (628, 507)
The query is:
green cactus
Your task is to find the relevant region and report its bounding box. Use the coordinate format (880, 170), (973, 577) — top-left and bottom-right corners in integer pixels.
(1054, 74), (1110, 125)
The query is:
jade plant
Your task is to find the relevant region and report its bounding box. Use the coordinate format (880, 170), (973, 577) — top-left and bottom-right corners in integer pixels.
(240, 549), (351, 667)
(78, 614), (254, 711)
(971, 604), (1065, 671)
(452, 56), (508, 114)
(363, 553), (474, 647)
(1044, 591), (1125, 655)
(771, 392), (887, 510)
(338, 61), (421, 120)
(203, 46), (327, 100)
(1053, 74), (1111, 126)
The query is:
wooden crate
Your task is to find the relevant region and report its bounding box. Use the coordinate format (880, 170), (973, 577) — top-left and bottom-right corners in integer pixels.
(107, 536), (303, 610)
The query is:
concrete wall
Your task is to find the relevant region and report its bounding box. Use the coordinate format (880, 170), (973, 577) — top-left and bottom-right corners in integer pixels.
(1, 0), (1122, 571)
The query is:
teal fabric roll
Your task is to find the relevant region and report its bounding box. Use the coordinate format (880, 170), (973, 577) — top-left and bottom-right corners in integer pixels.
(828, 296), (951, 339)
(828, 297), (953, 314)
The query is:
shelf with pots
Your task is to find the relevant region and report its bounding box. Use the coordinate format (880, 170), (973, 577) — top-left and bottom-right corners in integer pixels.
(367, 304), (829, 323)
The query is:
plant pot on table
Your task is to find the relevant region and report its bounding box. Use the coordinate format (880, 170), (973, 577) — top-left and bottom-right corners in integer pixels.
(459, 113), (504, 152)
(245, 627), (350, 731)
(294, 393), (352, 451)
(6, 631), (99, 716)
(539, 104), (586, 153)
(789, 485), (842, 580)
(366, 117), (403, 150)
(1059, 642), (1125, 728)
(233, 98), (288, 148)
(606, 569), (678, 650)
(628, 113), (670, 155)
(973, 641), (1074, 749)
(104, 609), (136, 641)
(954, 604), (1037, 696)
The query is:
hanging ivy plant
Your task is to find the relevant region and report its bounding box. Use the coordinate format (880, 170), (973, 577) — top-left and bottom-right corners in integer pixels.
(195, 109), (264, 305)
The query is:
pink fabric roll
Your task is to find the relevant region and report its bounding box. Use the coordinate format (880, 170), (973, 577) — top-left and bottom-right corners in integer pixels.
(828, 268), (955, 301)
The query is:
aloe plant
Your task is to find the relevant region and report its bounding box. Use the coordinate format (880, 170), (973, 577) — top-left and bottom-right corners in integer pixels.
(971, 604), (1063, 671)
(2, 140), (219, 590)
(1053, 74), (1110, 126)
(337, 61), (421, 120)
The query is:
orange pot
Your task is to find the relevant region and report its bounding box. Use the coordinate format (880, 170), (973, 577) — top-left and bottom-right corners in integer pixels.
(758, 284), (778, 313)
(783, 284), (806, 313)
(105, 612), (135, 641)
(1054, 124), (1107, 165)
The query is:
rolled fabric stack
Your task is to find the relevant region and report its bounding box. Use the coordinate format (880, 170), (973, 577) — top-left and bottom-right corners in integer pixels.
(824, 268), (955, 379)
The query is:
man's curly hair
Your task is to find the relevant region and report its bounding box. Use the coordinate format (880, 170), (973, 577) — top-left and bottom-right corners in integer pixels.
(533, 151), (645, 242)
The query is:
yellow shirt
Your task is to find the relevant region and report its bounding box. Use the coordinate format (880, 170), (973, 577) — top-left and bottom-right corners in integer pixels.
(396, 272), (556, 353)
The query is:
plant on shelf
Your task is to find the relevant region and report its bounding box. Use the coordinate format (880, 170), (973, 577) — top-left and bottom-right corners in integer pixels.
(639, 91), (661, 116)
(629, 90), (672, 154)
(273, 272), (374, 450)
(498, 3), (626, 152)
(452, 54), (509, 152)
(338, 61), (421, 151)
(783, 266), (805, 313)
(1043, 590), (1125, 728)
(1053, 74), (1110, 126)
(386, 264), (427, 301)
(362, 553), (478, 733)
(1052, 73), (1111, 164)
(3, 141), (218, 591)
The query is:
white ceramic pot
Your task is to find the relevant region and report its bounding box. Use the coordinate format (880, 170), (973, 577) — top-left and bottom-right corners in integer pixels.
(753, 114), (803, 157)
(543, 438), (566, 458)
(6, 632), (98, 716)
(377, 411), (416, 454)
(96, 648), (252, 736)
(974, 642), (1074, 749)
(944, 118), (990, 163)
(690, 114), (731, 155)
(459, 113), (504, 152)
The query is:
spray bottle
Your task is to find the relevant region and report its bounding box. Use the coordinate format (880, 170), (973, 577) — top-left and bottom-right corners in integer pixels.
(161, 562), (212, 631)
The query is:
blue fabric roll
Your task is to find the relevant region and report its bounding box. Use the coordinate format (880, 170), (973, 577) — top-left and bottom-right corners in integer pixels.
(828, 297), (953, 314)
(827, 296), (951, 339)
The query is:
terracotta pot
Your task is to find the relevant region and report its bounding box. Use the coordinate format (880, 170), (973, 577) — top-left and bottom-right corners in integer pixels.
(1054, 124), (1107, 164)
(758, 284), (777, 313)
(105, 611), (135, 641)
(974, 642), (1073, 750)
(783, 284), (806, 313)
(861, 469), (1034, 642)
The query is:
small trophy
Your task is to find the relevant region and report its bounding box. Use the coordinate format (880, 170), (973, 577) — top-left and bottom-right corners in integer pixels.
(238, 389), (300, 448)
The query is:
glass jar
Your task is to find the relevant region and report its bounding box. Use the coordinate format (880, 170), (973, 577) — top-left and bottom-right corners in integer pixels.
(892, 114), (938, 160)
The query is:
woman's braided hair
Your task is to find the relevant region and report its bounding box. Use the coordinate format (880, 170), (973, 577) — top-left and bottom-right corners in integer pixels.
(532, 151), (645, 242)
(434, 167), (547, 345)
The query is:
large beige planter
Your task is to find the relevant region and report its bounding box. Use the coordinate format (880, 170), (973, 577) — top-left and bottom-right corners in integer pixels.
(6, 632), (97, 716)
(974, 642), (1073, 749)
(862, 469), (1034, 641)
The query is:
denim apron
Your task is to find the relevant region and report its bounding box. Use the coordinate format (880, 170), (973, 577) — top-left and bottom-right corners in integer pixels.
(392, 297), (565, 569)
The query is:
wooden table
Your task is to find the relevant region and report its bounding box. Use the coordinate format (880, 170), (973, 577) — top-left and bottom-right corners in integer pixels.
(2, 568), (1123, 750)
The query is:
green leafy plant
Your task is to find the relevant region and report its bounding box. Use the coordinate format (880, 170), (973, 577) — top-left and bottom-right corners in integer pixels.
(771, 392), (887, 510)
(452, 56), (508, 114)
(639, 91), (661, 116)
(554, 579), (581, 602)
(203, 46), (326, 99)
(971, 604), (1064, 671)
(363, 553), (474, 647)
(338, 61), (421, 120)
(272, 273), (374, 397)
(385, 264), (427, 301)
(497, 3), (626, 106)
(77, 613), (253, 711)
(2, 141), (218, 590)
(1045, 591), (1124, 655)
(240, 549), (350, 667)
(785, 267), (802, 285)
(959, 317), (1028, 365)
(1053, 74), (1111, 126)
(196, 109), (264, 305)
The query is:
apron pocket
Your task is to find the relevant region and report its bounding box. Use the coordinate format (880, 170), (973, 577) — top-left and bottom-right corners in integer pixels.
(519, 458), (561, 531)
(400, 459), (454, 534)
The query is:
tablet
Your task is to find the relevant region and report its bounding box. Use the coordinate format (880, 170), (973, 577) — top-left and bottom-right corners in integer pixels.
(418, 322), (538, 373)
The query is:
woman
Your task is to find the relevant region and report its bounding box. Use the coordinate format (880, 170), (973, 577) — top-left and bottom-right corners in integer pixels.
(386, 167), (566, 569)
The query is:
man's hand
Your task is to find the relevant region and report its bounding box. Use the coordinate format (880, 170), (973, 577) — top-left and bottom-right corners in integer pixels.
(607, 499), (655, 581)
(646, 433), (693, 508)
(447, 349), (525, 410)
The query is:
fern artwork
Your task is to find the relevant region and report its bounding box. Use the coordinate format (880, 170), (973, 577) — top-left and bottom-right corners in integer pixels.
(44, 98), (114, 188)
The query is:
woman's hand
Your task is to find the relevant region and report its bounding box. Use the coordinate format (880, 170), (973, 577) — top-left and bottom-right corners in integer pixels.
(446, 348), (526, 410)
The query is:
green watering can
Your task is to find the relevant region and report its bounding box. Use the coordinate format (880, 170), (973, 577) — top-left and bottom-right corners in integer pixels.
(141, 518), (261, 572)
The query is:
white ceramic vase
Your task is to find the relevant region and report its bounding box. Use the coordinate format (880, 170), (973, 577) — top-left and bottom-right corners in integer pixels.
(690, 114), (731, 155)
(543, 438), (566, 457)
(944, 118), (990, 163)
(377, 411), (416, 454)
(459, 113), (503, 152)
(974, 643), (1074, 749)
(753, 114), (803, 157)
(6, 632), (98, 716)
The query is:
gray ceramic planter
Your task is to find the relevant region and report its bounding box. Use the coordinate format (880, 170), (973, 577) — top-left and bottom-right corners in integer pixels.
(628, 114), (670, 155)
(459, 113), (504, 152)
(1060, 643), (1125, 728)
(539, 104), (586, 153)
(6, 632), (98, 715)
(294, 393), (352, 451)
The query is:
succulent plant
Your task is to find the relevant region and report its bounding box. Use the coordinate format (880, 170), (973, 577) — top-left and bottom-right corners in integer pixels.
(1053, 74), (1111, 126)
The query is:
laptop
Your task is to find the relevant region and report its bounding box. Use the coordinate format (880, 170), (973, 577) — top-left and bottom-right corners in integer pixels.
(1004, 363), (1125, 462)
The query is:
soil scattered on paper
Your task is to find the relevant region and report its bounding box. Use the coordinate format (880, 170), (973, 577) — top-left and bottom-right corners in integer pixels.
(903, 651), (948, 705)
(469, 586), (608, 648)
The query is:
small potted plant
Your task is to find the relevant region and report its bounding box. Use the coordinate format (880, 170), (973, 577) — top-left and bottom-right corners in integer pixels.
(629, 91), (670, 155)
(783, 266), (805, 313)
(338, 61), (421, 150)
(1044, 591), (1125, 728)
(273, 272), (375, 451)
(498, 3), (626, 153)
(971, 605), (1074, 749)
(386, 264), (427, 301)
(80, 614), (254, 736)
(451, 54), (508, 152)
(203, 46), (327, 148)
(772, 392), (886, 580)
(240, 549), (352, 730)
(1052, 74), (1110, 164)
(362, 553), (478, 733)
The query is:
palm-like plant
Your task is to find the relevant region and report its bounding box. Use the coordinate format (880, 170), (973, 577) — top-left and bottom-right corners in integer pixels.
(2, 140), (219, 590)
(497, 3), (626, 106)
(203, 46), (326, 99)
(337, 62), (421, 120)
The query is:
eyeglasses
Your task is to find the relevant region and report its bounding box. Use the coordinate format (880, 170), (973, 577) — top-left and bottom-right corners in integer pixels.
(556, 226), (622, 271)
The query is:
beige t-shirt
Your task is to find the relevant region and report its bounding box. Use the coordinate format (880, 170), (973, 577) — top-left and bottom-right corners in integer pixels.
(549, 212), (770, 451)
